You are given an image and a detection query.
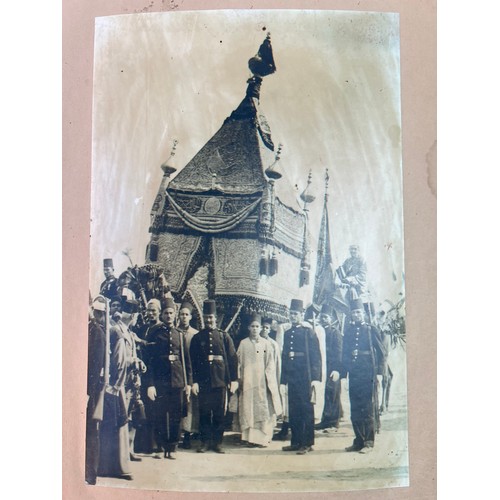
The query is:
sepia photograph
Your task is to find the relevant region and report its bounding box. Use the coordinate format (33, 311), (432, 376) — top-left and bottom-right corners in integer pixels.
(85, 8), (408, 493)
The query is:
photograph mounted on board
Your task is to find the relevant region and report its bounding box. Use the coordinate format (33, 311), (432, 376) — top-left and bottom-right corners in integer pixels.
(86, 9), (408, 493)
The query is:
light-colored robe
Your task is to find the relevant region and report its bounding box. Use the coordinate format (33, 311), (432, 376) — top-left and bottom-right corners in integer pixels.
(237, 337), (282, 445)
(179, 325), (199, 433)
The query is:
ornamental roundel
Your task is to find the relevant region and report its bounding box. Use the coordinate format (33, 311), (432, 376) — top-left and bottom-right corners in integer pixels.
(204, 197), (222, 215)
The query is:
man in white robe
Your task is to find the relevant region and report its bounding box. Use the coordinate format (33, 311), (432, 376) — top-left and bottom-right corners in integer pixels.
(237, 314), (282, 447)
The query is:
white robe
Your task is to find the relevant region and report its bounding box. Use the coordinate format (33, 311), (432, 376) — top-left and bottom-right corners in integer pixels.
(237, 337), (282, 445)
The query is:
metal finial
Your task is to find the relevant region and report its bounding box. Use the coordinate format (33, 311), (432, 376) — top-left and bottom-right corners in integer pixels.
(300, 169), (316, 207)
(161, 139), (178, 176)
(265, 143), (283, 180)
(324, 168), (330, 201)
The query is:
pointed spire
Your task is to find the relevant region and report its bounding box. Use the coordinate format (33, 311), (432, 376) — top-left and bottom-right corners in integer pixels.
(161, 139), (178, 177)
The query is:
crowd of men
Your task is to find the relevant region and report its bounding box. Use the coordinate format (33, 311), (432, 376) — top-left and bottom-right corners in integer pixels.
(85, 248), (387, 485)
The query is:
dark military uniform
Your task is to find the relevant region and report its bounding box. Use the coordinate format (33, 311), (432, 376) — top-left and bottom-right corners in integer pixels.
(85, 318), (106, 484)
(318, 323), (343, 429)
(100, 276), (118, 300)
(341, 320), (386, 449)
(189, 327), (238, 448)
(281, 323), (322, 449)
(144, 324), (192, 454)
(133, 321), (164, 454)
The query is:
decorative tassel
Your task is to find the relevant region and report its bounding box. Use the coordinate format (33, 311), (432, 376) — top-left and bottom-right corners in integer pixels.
(269, 249), (278, 276)
(299, 266), (310, 287)
(259, 249), (269, 276)
(149, 242), (159, 262)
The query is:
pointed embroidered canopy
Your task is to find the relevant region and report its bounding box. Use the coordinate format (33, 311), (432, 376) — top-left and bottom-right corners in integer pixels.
(168, 34), (276, 195)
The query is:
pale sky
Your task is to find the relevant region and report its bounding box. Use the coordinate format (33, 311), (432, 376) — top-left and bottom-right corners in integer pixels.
(90, 9), (403, 307)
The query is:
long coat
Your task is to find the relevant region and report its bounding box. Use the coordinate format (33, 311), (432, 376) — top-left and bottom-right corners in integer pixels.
(281, 323), (322, 448)
(237, 337), (282, 432)
(98, 323), (131, 477)
(179, 325), (199, 433)
(87, 319), (106, 421)
(341, 320), (386, 447)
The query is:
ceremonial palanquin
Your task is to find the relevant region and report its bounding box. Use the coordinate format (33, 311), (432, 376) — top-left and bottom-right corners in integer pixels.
(145, 35), (310, 331)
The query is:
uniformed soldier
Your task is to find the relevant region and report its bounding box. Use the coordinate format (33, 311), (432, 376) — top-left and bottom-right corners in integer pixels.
(190, 300), (238, 454)
(133, 299), (164, 455)
(145, 298), (192, 459)
(341, 298), (386, 454)
(316, 303), (343, 430)
(100, 258), (119, 299)
(280, 299), (322, 455)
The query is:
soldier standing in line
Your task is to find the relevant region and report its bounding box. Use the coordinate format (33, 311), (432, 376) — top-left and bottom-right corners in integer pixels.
(341, 298), (387, 454)
(145, 298), (192, 459)
(100, 258), (119, 299)
(85, 296), (107, 485)
(133, 299), (164, 455)
(280, 299), (322, 455)
(315, 303), (344, 431)
(177, 301), (199, 450)
(190, 300), (239, 454)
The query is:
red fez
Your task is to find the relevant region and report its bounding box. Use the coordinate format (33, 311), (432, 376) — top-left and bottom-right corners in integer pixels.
(103, 258), (114, 268)
(290, 299), (304, 312)
(163, 298), (176, 310)
(180, 301), (193, 312)
(350, 298), (364, 311)
(203, 300), (217, 315)
(249, 313), (262, 324)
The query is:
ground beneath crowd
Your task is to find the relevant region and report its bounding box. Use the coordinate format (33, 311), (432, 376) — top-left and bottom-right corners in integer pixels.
(96, 347), (408, 493)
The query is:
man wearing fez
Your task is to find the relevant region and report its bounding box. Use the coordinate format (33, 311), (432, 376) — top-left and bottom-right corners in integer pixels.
(341, 298), (387, 454)
(280, 299), (322, 455)
(316, 303), (344, 431)
(85, 296), (107, 485)
(177, 301), (199, 450)
(98, 299), (141, 480)
(133, 299), (163, 455)
(145, 298), (192, 459)
(111, 300), (145, 463)
(190, 299), (238, 454)
(100, 258), (119, 299)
